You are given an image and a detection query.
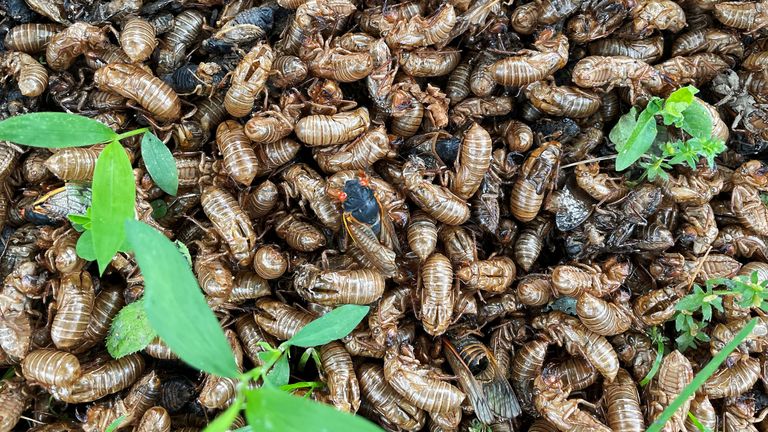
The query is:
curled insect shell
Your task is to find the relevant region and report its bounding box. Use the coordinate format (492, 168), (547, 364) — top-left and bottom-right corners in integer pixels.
(157, 10), (205, 75)
(551, 357), (598, 392)
(216, 120), (259, 186)
(603, 368), (645, 432)
(224, 42), (274, 118)
(74, 283), (124, 353)
(407, 210), (438, 262)
(399, 49), (461, 78)
(294, 263), (385, 305)
(254, 297), (314, 341)
(199, 330), (242, 409)
(533, 366), (612, 431)
(383, 344), (466, 415)
(50, 353), (145, 403)
(516, 274), (553, 307)
(134, 407), (171, 432)
(94, 63), (181, 122)
(4, 23), (63, 53)
(295, 107), (370, 147)
(358, 363), (426, 431)
(82, 370), (161, 432)
(44, 146), (101, 181)
(446, 60), (472, 105)
(21, 349), (81, 387)
(51, 270), (94, 350)
(45, 22), (108, 71)
(253, 245), (287, 280)
(120, 17), (157, 63)
(510, 141), (561, 223)
(421, 253), (454, 336)
(144, 337), (177, 360)
(1, 51), (48, 97)
(0, 377), (27, 432)
(318, 341), (361, 413)
(490, 30), (569, 87)
(269, 55), (308, 88)
(313, 125), (395, 174)
(703, 355), (760, 399)
(456, 256), (516, 293)
(201, 186), (256, 266)
(194, 251), (233, 300)
(403, 158), (470, 225)
(646, 351), (693, 430)
(241, 180), (279, 219)
(274, 212), (326, 252)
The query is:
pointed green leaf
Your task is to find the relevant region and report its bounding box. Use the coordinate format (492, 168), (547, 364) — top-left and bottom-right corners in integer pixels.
(0, 113), (117, 147)
(663, 85), (698, 118)
(285, 305), (369, 348)
(141, 132), (178, 196)
(75, 230), (96, 261)
(261, 351), (290, 387)
(203, 396), (244, 432)
(245, 386), (383, 432)
(613, 102), (662, 171)
(107, 299), (157, 358)
(91, 140), (135, 274)
(609, 107), (638, 150)
(125, 220), (239, 378)
(680, 101), (713, 139)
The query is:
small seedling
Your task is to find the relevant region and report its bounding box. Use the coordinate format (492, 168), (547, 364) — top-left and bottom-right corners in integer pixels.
(674, 271), (767, 350)
(609, 85), (726, 180)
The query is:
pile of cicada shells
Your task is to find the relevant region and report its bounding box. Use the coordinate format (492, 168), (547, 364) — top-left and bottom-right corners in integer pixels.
(3, 0), (768, 430)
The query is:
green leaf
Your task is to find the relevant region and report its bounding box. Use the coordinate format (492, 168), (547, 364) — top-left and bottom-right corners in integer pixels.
(141, 132), (178, 196)
(175, 240), (192, 267)
(68, 214), (91, 227)
(75, 230), (96, 261)
(104, 415), (127, 432)
(244, 386), (383, 432)
(648, 318), (758, 432)
(106, 299), (157, 358)
(640, 329), (665, 387)
(91, 140), (135, 274)
(203, 396), (244, 432)
(126, 220), (239, 378)
(662, 85), (698, 125)
(609, 107), (639, 149)
(285, 305), (369, 348)
(614, 102), (662, 171)
(264, 351), (290, 387)
(0, 113), (118, 147)
(680, 101), (713, 140)
(151, 199), (168, 219)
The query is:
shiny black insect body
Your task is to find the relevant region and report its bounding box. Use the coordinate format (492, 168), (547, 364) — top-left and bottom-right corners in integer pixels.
(342, 178), (381, 235)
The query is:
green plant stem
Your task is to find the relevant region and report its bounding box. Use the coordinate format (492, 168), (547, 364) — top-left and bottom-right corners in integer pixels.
(640, 333), (664, 387)
(646, 317), (758, 432)
(115, 127), (150, 141)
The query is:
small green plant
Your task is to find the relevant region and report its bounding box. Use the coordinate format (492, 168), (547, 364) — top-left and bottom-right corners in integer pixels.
(610, 85), (726, 180)
(639, 327), (666, 387)
(0, 112), (178, 274)
(646, 318), (757, 432)
(0, 113), (383, 431)
(674, 271), (768, 351)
